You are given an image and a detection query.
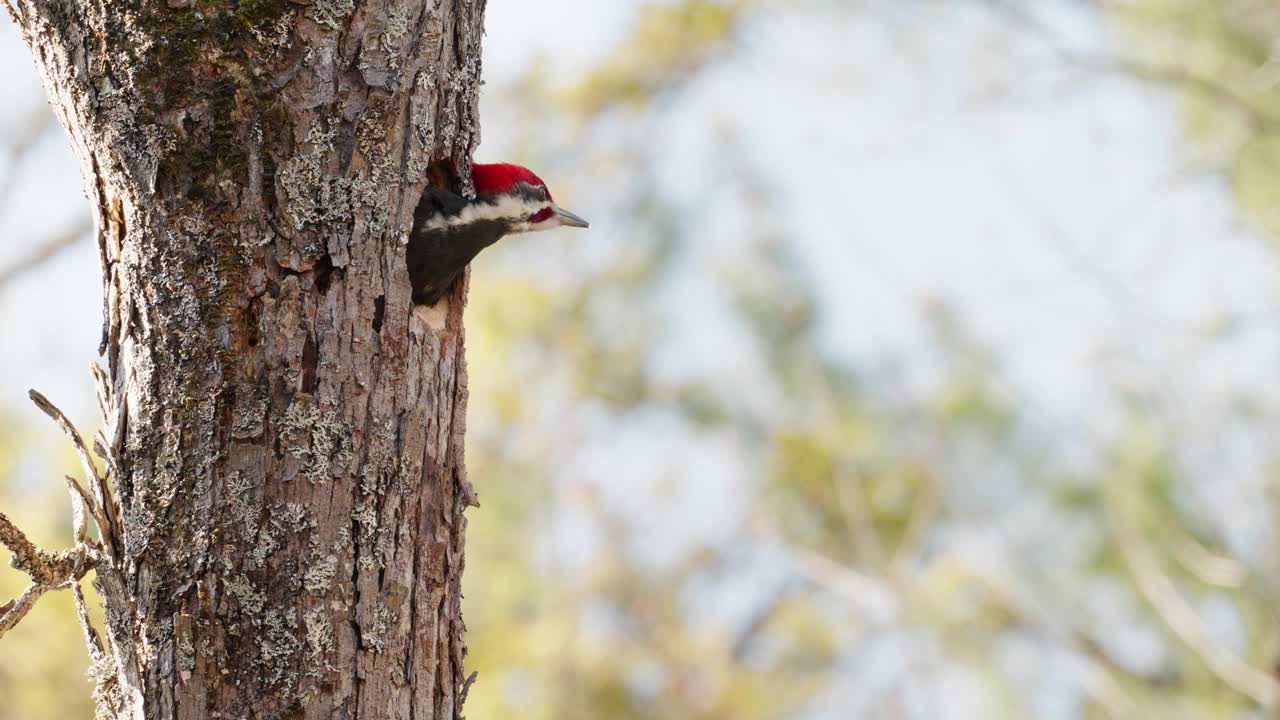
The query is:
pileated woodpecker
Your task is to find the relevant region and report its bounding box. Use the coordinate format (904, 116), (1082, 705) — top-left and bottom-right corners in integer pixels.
(407, 163), (590, 305)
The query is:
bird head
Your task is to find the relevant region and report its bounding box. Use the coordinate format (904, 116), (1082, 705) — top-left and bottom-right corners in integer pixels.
(471, 163), (590, 234)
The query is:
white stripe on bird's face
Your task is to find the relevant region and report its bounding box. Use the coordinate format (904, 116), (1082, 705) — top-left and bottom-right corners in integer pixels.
(418, 193), (549, 233)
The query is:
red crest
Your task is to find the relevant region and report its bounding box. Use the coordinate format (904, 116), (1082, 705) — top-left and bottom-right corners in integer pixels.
(471, 163), (552, 198)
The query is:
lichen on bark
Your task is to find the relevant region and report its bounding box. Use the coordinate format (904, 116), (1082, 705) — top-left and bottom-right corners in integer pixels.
(4, 0), (488, 717)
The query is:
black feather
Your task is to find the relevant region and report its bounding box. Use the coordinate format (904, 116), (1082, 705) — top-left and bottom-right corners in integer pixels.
(407, 188), (513, 306)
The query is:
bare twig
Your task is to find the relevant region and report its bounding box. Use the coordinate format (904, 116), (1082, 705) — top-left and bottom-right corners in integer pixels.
(65, 475), (107, 544)
(65, 476), (88, 544)
(1169, 529), (1247, 589)
(0, 584), (49, 637)
(0, 510), (97, 639)
(72, 581), (106, 657)
(0, 0), (23, 30)
(1109, 498), (1278, 705)
(28, 388), (102, 492)
(90, 363), (112, 435)
(89, 361), (127, 471)
(0, 391), (119, 640)
(29, 389), (119, 556)
(0, 510), (52, 583)
(458, 670), (478, 708)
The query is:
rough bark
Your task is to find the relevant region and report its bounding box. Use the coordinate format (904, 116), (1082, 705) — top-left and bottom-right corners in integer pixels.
(4, 0), (485, 716)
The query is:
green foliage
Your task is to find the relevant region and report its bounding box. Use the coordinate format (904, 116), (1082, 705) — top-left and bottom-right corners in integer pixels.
(1110, 0), (1280, 237)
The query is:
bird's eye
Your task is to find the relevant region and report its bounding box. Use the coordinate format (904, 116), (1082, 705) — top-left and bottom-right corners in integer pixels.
(529, 207), (554, 224)
(516, 181), (548, 201)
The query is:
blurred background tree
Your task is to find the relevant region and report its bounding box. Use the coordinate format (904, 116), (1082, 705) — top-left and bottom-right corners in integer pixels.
(7, 1), (1280, 718)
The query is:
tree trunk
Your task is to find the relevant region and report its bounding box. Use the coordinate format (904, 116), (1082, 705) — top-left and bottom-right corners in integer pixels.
(5, 0), (485, 716)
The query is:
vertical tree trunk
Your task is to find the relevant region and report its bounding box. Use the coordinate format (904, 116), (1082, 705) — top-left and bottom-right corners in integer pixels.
(5, 0), (485, 716)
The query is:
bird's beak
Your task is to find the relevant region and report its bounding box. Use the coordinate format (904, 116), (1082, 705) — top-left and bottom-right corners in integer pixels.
(553, 205), (590, 228)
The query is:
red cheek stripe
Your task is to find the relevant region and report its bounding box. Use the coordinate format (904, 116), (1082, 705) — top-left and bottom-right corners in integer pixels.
(530, 207), (554, 224)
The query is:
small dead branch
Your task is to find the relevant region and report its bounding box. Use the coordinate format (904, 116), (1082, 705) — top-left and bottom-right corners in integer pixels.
(0, 389), (123, 641)
(28, 389), (119, 556)
(65, 475), (104, 545)
(458, 670), (479, 708)
(0, 583), (49, 636)
(0, 510), (50, 583)
(28, 388), (105, 504)
(0, 0), (23, 32)
(72, 581), (106, 657)
(0, 511), (97, 639)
